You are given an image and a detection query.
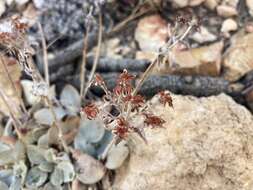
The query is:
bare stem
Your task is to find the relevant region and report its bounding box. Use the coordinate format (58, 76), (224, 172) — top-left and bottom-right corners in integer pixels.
(0, 88), (23, 139)
(80, 25), (90, 99)
(38, 22), (50, 86)
(83, 12), (103, 98)
(133, 25), (193, 96)
(100, 135), (117, 160)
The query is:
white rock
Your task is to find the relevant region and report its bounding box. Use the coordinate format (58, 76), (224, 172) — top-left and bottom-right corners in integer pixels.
(135, 14), (169, 52)
(5, 0), (14, 6)
(190, 26), (217, 43)
(113, 93), (253, 190)
(221, 18), (238, 33)
(217, 5), (237, 17)
(0, 1), (6, 17)
(247, 0), (253, 16)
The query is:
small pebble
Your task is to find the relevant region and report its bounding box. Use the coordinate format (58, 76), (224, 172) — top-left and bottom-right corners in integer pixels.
(217, 5), (237, 17)
(221, 18), (238, 33)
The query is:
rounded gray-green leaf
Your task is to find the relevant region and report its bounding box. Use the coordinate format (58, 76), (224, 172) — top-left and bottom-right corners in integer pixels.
(76, 119), (105, 144)
(25, 167), (48, 188)
(50, 167), (64, 186)
(27, 145), (46, 165)
(105, 141), (129, 170)
(39, 162), (54, 173)
(56, 161), (75, 183)
(43, 182), (62, 190)
(0, 181), (8, 189)
(60, 84), (81, 114)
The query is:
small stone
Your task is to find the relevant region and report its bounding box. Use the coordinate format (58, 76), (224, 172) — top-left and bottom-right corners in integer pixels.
(0, 1), (5, 16)
(105, 141), (129, 170)
(204, 0), (220, 10)
(223, 33), (253, 81)
(245, 22), (253, 33)
(172, 0), (188, 7)
(217, 5), (237, 17)
(190, 26), (217, 43)
(221, 18), (238, 33)
(153, 41), (223, 77)
(189, 0), (206, 6)
(73, 152), (106, 184)
(246, 0), (253, 16)
(135, 14), (169, 52)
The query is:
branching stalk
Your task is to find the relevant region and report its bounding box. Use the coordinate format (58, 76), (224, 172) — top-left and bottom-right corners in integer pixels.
(83, 12), (103, 98)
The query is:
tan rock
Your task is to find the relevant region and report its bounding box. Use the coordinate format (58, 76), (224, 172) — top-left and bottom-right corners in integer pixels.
(217, 5), (237, 17)
(189, 0), (206, 6)
(135, 14), (169, 52)
(172, 0), (205, 7)
(153, 41), (223, 77)
(204, 0), (220, 10)
(113, 93), (253, 190)
(223, 33), (253, 81)
(246, 0), (253, 16)
(171, 0), (188, 8)
(221, 18), (238, 33)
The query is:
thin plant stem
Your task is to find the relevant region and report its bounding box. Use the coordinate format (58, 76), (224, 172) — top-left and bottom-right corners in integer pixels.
(38, 22), (50, 86)
(80, 25), (90, 99)
(100, 135), (117, 160)
(0, 88), (23, 139)
(133, 25), (193, 96)
(83, 12), (103, 98)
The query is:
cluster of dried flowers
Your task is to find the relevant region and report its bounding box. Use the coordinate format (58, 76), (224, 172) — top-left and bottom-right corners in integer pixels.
(82, 69), (173, 143)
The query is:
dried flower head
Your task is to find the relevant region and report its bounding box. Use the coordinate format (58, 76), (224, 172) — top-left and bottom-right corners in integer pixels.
(144, 113), (165, 128)
(82, 103), (99, 119)
(159, 91), (173, 107)
(81, 70), (172, 143)
(113, 117), (130, 139)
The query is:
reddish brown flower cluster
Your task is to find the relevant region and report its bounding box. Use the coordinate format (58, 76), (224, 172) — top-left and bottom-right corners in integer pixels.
(113, 69), (134, 96)
(82, 103), (99, 120)
(159, 91), (173, 107)
(81, 70), (172, 143)
(144, 113), (165, 128)
(113, 117), (130, 139)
